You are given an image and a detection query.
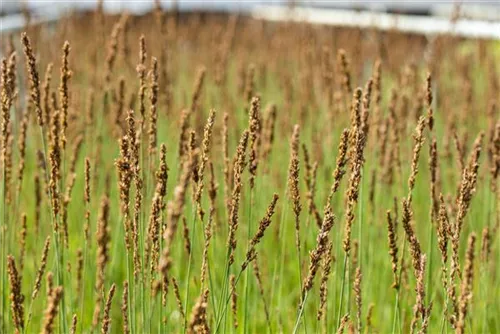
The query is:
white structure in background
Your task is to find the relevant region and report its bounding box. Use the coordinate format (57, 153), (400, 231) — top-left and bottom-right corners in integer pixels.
(1, 1), (499, 38)
(253, 5), (500, 40)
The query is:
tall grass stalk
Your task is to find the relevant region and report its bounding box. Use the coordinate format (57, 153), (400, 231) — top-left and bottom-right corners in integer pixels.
(336, 253), (348, 328)
(243, 189), (253, 334)
(182, 205), (198, 334)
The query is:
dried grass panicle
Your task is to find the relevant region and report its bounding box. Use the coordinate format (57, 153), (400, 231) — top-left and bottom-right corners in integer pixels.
(244, 64), (256, 103)
(101, 283), (116, 334)
(402, 198), (422, 277)
(453, 131), (466, 172)
(230, 274), (239, 329)
(70, 314), (77, 334)
(251, 255), (271, 326)
(222, 112), (231, 214)
(46, 272), (54, 298)
(288, 124), (302, 253)
(163, 147), (196, 249)
(361, 79), (373, 136)
(303, 144), (322, 227)
(182, 217), (191, 255)
(242, 193), (279, 271)
(16, 113), (29, 193)
(4, 122), (13, 203)
(200, 204), (213, 289)
(93, 195), (111, 327)
(160, 150), (197, 285)
(61, 172), (76, 246)
(104, 20), (122, 85)
(480, 227), (491, 263)
(386, 210), (399, 288)
(137, 35), (147, 121)
(425, 72), (434, 130)
(456, 233), (476, 334)
(34, 174), (42, 232)
(59, 41), (71, 150)
(303, 205), (335, 297)
(1, 58), (12, 170)
(349, 89), (363, 156)
(429, 139), (439, 221)
(248, 96), (261, 189)
(343, 89), (367, 254)
(207, 161), (218, 213)
(354, 266), (362, 334)
(41, 286), (63, 334)
(19, 213), (27, 272)
(372, 59), (382, 137)
(456, 132), (484, 234)
(178, 109), (191, 162)
(21, 33), (44, 127)
(32, 237), (51, 300)
(366, 303), (375, 333)
(317, 241), (333, 321)
(115, 136), (132, 247)
(383, 90), (401, 185)
(1, 55), (15, 203)
(146, 194), (162, 280)
(121, 281), (130, 334)
(337, 314), (350, 334)
(76, 249), (83, 294)
(49, 109), (61, 222)
(126, 109), (140, 172)
(261, 103), (277, 163)
(408, 117), (427, 201)
(114, 77), (126, 136)
(437, 195), (450, 291)
(147, 145), (169, 279)
(42, 63), (54, 125)
(171, 277), (185, 319)
(7, 255), (24, 332)
(227, 130), (249, 266)
(410, 255), (429, 333)
(68, 135), (84, 176)
(148, 57), (159, 156)
(490, 119), (500, 192)
(195, 109), (216, 220)
(337, 49), (352, 96)
(187, 289), (210, 334)
(189, 66), (206, 115)
(328, 128), (350, 203)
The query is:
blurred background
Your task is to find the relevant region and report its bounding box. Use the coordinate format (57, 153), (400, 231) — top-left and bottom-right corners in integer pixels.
(2, 1), (500, 36)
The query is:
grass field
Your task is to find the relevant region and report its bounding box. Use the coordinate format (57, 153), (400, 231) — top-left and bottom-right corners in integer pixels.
(1, 5), (499, 334)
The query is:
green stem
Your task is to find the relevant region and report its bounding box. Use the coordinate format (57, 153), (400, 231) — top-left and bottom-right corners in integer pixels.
(271, 190), (289, 330)
(214, 269), (244, 334)
(216, 250), (231, 328)
(182, 206), (198, 334)
(336, 253), (348, 329)
(243, 188), (253, 334)
(292, 291), (309, 334)
(396, 237), (407, 334)
(426, 221), (435, 306)
(1, 153), (7, 334)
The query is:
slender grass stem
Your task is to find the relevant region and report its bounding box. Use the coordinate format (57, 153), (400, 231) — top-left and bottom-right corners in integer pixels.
(214, 268), (244, 334)
(395, 237), (407, 334)
(292, 291), (309, 334)
(1, 154), (7, 334)
(216, 249), (231, 324)
(336, 253), (348, 328)
(271, 190), (288, 329)
(243, 188), (253, 334)
(182, 206), (198, 334)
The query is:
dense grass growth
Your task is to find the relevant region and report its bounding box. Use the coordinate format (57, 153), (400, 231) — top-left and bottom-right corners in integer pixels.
(1, 5), (499, 334)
